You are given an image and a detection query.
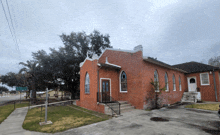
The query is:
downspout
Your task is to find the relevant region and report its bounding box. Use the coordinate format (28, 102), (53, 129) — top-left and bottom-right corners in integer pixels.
(213, 69), (218, 102)
(97, 65), (102, 103)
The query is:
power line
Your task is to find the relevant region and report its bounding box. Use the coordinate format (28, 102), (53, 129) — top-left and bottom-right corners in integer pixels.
(5, 0), (20, 51)
(1, 0), (20, 52)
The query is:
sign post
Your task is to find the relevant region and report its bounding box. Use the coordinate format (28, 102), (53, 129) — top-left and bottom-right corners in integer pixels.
(16, 87), (28, 103)
(45, 87), (48, 123)
(39, 82), (52, 126)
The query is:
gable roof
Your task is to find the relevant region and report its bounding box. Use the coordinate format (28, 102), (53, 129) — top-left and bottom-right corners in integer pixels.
(172, 61), (219, 73)
(143, 57), (187, 73)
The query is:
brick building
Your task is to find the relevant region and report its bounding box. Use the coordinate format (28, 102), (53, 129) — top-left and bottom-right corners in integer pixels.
(76, 45), (220, 114)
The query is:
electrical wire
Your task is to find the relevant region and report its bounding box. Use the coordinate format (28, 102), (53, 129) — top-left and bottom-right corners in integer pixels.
(5, 0), (20, 52)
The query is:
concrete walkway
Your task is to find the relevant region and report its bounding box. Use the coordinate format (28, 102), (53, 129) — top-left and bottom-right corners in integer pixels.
(0, 104), (219, 135)
(0, 107), (47, 135)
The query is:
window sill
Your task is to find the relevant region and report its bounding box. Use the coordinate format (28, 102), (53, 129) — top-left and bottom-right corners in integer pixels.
(85, 93), (90, 95)
(120, 91), (128, 93)
(201, 84), (210, 86)
(173, 89), (176, 91)
(165, 90), (169, 92)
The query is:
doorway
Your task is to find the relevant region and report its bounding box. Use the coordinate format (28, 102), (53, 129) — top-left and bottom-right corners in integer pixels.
(187, 77), (197, 92)
(101, 79), (110, 102)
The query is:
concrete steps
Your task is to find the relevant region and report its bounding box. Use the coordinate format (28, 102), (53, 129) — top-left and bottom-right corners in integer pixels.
(105, 101), (135, 116)
(181, 92), (198, 103)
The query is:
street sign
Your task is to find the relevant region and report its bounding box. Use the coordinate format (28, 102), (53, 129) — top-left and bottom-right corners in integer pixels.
(16, 87), (28, 91)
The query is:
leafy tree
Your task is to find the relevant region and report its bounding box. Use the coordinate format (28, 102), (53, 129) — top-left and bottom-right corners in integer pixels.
(0, 72), (18, 87)
(31, 30), (112, 98)
(19, 60), (42, 100)
(208, 56), (220, 67)
(0, 86), (9, 92)
(146, 79), (166, 109)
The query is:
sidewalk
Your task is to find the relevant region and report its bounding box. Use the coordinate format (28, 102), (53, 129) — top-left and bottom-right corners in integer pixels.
(0, 107), (47, 135)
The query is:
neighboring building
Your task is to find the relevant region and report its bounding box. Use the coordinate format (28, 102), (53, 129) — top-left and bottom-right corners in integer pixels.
(76, 45), (220, 114)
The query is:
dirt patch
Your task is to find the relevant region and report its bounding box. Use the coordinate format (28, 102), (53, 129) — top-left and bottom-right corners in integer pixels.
(150, 117), (169, 122)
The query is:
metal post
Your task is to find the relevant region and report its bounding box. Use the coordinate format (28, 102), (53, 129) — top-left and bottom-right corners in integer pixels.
(45, 87), (48, 123)
(14, 101), (15, 110)
(119, 103), (120, 115)
(20, 92), (21, 104)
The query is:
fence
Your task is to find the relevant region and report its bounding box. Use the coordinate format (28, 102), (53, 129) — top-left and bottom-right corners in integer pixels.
(30, 100), (74, 123)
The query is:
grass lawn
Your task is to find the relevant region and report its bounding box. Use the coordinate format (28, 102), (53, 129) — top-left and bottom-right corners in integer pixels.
(23, 105), (111, 133)
(185, 104), (219, 111)
(0, 102), (29, 124)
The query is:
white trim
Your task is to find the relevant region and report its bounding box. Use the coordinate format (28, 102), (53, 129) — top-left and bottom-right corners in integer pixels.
(173, 75), (176, 91)
(100, 78), (111, 97)
(200, 72), (210, 86)
(119, 71), (128, 93)
(179, 76), (182, 91)
(187, 76), (197, 92)
(80, 55), (99, 68)
(85, 73), (90, 94)
(165, 73), (169, 92)
(105, 61), (121, 68)
(98, 48), (142, 60)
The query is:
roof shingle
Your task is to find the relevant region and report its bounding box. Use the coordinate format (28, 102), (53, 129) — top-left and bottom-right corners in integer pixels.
(172, 61), (219, 73)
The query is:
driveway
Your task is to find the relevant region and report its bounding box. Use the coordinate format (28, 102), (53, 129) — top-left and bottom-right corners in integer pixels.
(1, 104), (219, 135)
(56, 105), (220, 135)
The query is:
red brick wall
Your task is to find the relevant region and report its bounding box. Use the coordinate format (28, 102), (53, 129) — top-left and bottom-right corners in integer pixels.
(98, 50), (186, 109)
(76, 59), (105, 113)
(98, 50), (144, 109)
(141, 61), (186, 108)
(186, 71), (220, 101)
(78, 49), (219, 112)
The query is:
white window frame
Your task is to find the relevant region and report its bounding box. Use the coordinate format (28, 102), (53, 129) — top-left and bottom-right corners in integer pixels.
(173, 75), (176, 91)
(179, 76), (182, 91)
(119, 71), (127, 93)
(200, 72), (210, 86)
(85, 73), (90, 94)
(154, 70), (159, 92)
(165, 73), (169, 92)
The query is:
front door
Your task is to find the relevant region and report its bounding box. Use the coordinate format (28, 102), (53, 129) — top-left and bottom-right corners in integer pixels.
(188, 77), (197, 92)
(102, 80), (110, 102)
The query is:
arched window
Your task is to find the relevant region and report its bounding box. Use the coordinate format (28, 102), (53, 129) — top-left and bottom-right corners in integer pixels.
(85, 73), (90, 93)
(165, 72), (169, 91)
(120, 71), (127, 92)
(179, 76), (181, 91)
(173, 74), (176, 91)
(154, 70), (159, 91)
(190, 78), (195, 83)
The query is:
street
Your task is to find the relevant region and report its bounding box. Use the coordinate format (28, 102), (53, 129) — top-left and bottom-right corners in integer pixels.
(0, 94), (26, 105)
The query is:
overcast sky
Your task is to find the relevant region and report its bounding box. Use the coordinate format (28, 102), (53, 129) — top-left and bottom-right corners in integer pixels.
(1, 0), (220, 77)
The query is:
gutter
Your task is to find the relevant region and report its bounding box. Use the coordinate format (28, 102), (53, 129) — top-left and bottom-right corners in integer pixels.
(213, 69), (218, 102)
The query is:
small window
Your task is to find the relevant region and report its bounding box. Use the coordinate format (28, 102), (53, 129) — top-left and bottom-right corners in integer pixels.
(173, 74), (176, 91)
(200, 73), (209, 85)
(120, 71), (127, 92)
(190, 78), (195, 83)
(165, 73), (169, 91)
(179, 76), (181, 91)
(85, 73), (90, 93)
(154, 70), (159, 92)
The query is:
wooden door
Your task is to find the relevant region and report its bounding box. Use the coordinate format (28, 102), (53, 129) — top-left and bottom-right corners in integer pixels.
(102, 80), (110, 102)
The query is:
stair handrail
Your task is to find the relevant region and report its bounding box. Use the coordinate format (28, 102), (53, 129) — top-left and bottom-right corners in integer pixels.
(97, 92), (121, 116)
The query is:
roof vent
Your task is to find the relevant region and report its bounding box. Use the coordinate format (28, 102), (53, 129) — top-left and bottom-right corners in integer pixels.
(133, 45), (143, 52)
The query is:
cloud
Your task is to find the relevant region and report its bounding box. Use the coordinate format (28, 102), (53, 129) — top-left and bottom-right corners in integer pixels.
(1, 0), (220, 76)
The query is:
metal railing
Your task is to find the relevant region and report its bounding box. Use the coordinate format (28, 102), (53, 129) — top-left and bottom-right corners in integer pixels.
(97, 92), (120, 116)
